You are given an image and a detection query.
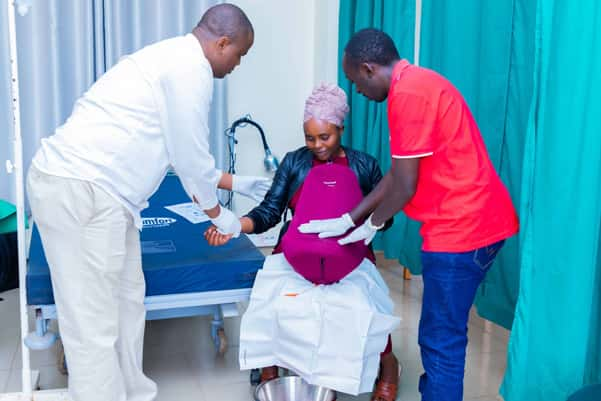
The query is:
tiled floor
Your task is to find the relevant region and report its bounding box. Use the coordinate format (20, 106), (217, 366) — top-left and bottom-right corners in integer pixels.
(0, 253), (508, 400)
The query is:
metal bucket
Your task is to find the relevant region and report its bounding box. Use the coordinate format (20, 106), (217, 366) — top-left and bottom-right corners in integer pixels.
(254, 376), (336, 401)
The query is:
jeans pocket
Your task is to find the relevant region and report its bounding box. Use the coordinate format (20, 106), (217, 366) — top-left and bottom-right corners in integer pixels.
(472, 241), (504, 272)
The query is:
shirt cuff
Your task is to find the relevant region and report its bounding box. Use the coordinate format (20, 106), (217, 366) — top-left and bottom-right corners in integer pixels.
(179, 176), (220, 210)
(391, 151), (434, 159)
(195, 194), (218, 210)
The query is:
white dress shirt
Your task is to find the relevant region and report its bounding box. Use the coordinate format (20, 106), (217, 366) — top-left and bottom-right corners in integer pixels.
(32, 34), (221, 228)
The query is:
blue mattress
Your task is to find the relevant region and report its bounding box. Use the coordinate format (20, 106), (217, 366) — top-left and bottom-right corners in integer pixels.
(27, 174), (265, 305)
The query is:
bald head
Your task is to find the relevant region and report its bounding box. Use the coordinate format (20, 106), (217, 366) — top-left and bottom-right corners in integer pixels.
(196, 3), (253, 42)
(193, 3), (254, 78)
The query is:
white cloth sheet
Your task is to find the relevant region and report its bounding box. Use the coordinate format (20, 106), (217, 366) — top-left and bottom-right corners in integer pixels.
(239, 254), (401, 395)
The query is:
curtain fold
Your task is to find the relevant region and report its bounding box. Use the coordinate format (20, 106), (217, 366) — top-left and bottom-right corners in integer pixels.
(474, 0), (536, 330)
(338, 0), (422, 272)
(501, 0), (601, 399)
(338, 0), (535, 330)
(420, 0), (535, 329)
(0, 0), (225, 205)
(1, 0), (98, 203)
(339, 2), (601, 398)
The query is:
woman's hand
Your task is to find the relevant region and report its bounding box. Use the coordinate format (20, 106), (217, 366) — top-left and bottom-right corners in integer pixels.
(204, 225), (233, 246)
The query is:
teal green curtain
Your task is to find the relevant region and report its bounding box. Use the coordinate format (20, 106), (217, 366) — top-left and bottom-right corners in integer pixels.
(474, 0), (536, 329)
(0, 200), (17, 234)
(420, 0), (536, 329)
(339, 0), (534, 329)
(338, 0), (423, 272)
(339, 0), (601, 399)
(501, 0), (601, 400)
(0, 199), (27, 234)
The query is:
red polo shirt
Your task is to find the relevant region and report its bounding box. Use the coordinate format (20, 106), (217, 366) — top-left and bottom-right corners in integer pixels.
(388, 60), (519, 252)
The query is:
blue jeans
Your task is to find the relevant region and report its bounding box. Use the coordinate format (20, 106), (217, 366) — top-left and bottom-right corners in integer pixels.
(418, 240), (505, 401)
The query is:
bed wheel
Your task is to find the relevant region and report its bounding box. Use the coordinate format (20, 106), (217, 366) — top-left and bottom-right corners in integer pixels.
(250, 368), (261, 386)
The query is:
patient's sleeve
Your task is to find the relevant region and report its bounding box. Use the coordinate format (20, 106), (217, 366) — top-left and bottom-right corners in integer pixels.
(245, 152), (294, 233)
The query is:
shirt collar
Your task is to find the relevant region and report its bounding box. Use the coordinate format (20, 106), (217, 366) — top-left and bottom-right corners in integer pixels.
(186, 33), (205, 56)
(388, 59), (412, 99)
(186, 33), (211, 69)
(393, 59), (411, 79)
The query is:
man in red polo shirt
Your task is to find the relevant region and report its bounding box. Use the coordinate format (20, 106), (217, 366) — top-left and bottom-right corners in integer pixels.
(300, 28), (518, 401)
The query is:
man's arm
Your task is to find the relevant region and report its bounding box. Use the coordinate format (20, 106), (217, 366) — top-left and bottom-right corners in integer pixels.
(348, 92), (431, 226)
(348, 173), (392, 224)
(331, 157), (420, 245)
(370, 157), (419, 226)
(217, 172), (272, 203)
(159, 59), (240, 234)
(348, 157), (419, 225)
(204, 216), (255, 246)
(218, 173), (233, 191)
(298, 157), (420, 240)
(159, 59), (220, 211)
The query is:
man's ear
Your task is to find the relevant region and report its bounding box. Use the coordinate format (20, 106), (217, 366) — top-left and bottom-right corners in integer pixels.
(216, 36), (232, 51)
(359, 62), (376, 78)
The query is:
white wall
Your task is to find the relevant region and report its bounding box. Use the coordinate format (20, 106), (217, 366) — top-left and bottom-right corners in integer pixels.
(226, 0), (340, 240)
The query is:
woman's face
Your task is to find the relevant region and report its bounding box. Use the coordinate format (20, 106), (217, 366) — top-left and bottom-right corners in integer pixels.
(303, 118), (343, 161)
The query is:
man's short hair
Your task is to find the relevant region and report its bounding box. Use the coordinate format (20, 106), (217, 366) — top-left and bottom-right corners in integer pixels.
(344, 28), (400, 67)
(197, 3), (253, 41)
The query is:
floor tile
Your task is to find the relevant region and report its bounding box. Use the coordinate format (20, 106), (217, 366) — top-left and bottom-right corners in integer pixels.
(0, 339), (17, 371)
(4, 366), (67, 393)
(144, 350), (203, 401)
(187, 345), (250, 386)
(199, 380), (253, 401)
(11, 340), (63, 370)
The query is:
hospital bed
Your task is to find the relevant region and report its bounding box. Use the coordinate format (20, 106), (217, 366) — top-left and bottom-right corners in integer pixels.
(25, 173), (265, 362)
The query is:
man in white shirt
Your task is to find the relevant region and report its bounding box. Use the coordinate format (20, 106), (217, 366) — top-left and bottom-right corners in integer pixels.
(26, 4), (262, 401)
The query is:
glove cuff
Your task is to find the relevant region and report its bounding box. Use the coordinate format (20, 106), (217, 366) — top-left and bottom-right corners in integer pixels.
(231, 174), (242, 192)
(210, 206), (241, 237)
(342, 213), (355, 228)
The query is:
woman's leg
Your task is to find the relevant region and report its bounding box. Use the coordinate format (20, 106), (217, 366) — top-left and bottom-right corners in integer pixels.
(373, 336), (399, 401)
(260, 366), (279, 382)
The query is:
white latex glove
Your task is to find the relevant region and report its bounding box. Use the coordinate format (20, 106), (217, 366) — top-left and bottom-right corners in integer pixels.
(232, 175), (272, 203)
(210, 206), (241, 238)
(298, 213), (355, 238)
(338, 214), (384, 245)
